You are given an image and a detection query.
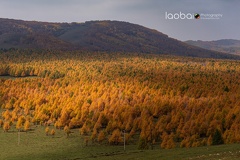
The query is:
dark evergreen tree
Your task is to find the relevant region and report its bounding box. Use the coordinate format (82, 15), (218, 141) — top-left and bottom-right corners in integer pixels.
(138, 138), (149, 150)
(212, 129), (224, 145)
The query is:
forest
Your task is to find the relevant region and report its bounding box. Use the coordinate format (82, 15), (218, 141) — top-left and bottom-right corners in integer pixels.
(0, 49), (240, 149)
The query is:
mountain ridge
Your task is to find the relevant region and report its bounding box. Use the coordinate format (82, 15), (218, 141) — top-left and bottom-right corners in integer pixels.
(0, 18), (239, 59)
(185, 39), (240, 55)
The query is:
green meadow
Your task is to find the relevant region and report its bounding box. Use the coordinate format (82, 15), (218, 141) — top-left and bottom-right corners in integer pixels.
(1, 126), (240, 160)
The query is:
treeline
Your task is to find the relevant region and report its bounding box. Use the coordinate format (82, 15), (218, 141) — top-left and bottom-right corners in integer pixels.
(0, 49), (240, 149)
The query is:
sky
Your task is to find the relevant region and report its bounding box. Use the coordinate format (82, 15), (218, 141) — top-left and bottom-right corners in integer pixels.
(0, 0), (239, 41)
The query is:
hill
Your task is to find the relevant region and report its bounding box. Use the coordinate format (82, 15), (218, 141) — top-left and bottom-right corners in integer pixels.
(185, 39), (240, 55)
(0, 18), (239, 59)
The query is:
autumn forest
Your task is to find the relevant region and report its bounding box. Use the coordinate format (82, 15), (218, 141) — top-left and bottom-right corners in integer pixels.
(1, 49), (240, 149)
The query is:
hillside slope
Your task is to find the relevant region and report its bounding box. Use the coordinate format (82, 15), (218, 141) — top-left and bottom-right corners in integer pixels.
(0, 18), (239, 59)
(185, 39), (240, 55)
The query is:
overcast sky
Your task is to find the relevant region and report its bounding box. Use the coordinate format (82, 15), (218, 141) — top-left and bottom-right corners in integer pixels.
(0, 0), (239, 41)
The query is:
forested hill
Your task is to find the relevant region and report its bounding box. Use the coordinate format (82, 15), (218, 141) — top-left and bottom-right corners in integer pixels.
(185, 39), (240, 55)
(0, 18), (239, 59)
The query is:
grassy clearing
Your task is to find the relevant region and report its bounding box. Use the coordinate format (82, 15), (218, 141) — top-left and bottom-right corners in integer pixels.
(0, 75), (39, 80)
(1, 126), (240, 160)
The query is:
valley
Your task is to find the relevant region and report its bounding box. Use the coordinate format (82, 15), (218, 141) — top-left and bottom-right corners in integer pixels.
(1, 17), (240, 160)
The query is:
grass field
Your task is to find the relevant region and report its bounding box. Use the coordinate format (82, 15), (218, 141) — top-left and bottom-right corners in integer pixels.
(1, 126), (240, 160)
